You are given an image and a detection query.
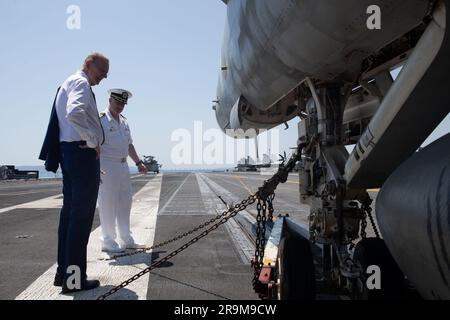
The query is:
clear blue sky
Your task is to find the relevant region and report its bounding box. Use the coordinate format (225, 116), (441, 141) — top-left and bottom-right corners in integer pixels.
(0, 1), (448, 169)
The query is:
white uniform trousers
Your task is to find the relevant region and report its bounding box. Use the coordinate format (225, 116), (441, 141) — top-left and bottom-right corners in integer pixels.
(97, 158), (134, 246)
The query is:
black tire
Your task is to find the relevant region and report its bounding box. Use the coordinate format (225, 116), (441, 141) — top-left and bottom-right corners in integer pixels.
(278, 232), (316, 300)
(352, 238), (406, 300)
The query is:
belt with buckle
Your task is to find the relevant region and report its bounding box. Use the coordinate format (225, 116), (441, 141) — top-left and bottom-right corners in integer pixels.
(101, 156), (128, 163)
(61, 140), (87, 146)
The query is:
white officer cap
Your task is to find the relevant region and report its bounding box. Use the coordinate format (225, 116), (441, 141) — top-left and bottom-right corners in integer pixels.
(108, 88), (133, 104)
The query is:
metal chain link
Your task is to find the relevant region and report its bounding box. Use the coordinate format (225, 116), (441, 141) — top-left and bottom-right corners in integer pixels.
(253, 199), (262, 290)
(267, 193), (275, 223)
(252, 197), (268, 293)
(97, 194), (258, 300)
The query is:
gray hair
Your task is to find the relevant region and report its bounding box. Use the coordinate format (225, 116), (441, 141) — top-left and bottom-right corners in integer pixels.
(83, 52), (109, 69)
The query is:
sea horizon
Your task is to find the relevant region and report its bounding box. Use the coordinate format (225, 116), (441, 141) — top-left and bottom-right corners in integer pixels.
(6, 165), (232, 180)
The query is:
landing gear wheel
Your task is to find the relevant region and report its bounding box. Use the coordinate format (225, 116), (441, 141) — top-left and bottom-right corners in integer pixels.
(352, 238), (406, 300)
(277, 232), (315, 300)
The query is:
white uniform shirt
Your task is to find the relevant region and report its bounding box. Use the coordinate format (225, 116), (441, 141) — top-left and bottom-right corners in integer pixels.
(55, 70), (104, 148)
(99, 109), (133, 160)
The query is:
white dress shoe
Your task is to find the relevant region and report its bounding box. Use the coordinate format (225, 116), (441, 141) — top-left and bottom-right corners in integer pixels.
(123, 242), (147, 249)
(102, 243), (125, 253)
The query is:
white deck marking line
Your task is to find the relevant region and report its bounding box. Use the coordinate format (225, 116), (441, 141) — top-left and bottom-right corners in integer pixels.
(157, 173), (191, 215)
(0, 193), (63, 214)
(199, 175), (259, 225)
(0, 175), (155, 214)
(208, 174), (312, 227)
(209, 174), (310, 220)
(0, 190), (57, 196)
(15, 174), (163, 300)
(199, 174), (257, 229)
(196, 173), (254, 264)
(208, 172), (299, 183)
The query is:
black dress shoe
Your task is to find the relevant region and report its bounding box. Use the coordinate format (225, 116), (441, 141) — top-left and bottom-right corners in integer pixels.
(54, 272), (63, 287)
(57, 271), (89, 288)
(61, 279), (100, 294)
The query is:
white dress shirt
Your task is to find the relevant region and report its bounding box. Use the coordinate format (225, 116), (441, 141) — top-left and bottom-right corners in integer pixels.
(99, 109), (133, 161)
(55, 70), (104, 148)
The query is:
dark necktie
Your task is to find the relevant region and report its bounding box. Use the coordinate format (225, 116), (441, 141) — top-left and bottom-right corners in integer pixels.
(90, 87), (105, 145)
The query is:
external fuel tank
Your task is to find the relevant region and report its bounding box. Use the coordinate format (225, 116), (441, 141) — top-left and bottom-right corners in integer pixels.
(377, 133), (450, 299)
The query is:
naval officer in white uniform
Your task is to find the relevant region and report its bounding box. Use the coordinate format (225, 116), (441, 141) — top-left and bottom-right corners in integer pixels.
(98, 88), (148, 253)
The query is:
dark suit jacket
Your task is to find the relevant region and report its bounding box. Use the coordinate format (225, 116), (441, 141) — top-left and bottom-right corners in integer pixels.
(39, 87), (61, 173)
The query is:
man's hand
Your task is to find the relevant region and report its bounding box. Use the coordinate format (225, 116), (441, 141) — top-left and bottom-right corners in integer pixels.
(138, 163), (148, 174)
(95, 146), (101, 159)
(79, 145), (101, 159)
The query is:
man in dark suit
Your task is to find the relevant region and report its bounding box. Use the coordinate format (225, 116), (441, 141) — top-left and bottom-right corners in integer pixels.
(40, 52), (109, 293)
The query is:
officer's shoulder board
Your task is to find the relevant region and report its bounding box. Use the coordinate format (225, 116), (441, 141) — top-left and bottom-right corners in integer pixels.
(99, 112), (106, 118)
